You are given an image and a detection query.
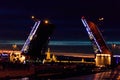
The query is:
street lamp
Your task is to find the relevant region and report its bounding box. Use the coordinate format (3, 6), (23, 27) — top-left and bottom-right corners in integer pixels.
(99, 17), (104, 21)
(44, 20), (49, 24)
(31, 16), (35, 19)
(31, 16), (39, 21)
(12, 44), (17, 50)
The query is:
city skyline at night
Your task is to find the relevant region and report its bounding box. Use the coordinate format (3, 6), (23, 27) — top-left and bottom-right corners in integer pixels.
(0, 1), (120, 79)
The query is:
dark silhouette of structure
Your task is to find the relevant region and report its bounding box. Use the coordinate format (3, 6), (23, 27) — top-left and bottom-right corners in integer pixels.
(21, 20), (55, 59)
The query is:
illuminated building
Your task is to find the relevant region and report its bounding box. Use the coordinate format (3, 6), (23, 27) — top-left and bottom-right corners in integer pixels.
(43, 48), (57, 63)
(81, 16), (112, 67)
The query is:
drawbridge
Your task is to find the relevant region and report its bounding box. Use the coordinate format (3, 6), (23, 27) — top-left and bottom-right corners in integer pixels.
(5, 19), (55, 63)
(21, 19), (55, 59)
(81, 16), (112, 67)
(21, 21), (41, 53)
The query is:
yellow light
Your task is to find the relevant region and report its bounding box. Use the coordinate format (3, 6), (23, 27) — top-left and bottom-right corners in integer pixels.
(21, 55), (25, 61)
(12, 44), (17, 49)
(29, 35), (33, 40)
(96, 54), (111, 57)
(99, 17), (104, 21)
(95, 54), (111, 67)
(31, 16), (35, 19)
(44, 20), (49, 24)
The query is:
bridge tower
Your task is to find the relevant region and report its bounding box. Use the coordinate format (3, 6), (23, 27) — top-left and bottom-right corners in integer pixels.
(81, 16), (112, 67)
(21, 19), (55, 60)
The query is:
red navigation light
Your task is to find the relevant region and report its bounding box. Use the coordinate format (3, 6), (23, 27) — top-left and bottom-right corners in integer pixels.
(81, 16), (85, 19)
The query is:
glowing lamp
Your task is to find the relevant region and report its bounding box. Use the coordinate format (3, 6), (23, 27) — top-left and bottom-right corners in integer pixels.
(31, 16), (35, 19)
(44, 20), (49, 24)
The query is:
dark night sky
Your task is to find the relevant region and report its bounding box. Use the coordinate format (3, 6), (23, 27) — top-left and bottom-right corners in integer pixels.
(0, 0), (120, 41)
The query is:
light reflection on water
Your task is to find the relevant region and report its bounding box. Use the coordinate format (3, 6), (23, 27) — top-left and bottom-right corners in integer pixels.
(10, 77), (29, 80)
(8, 70), (114, 80)
(61, 70), (113, 80)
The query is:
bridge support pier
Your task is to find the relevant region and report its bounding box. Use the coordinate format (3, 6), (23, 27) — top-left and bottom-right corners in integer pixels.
(95, 54), (111, 67)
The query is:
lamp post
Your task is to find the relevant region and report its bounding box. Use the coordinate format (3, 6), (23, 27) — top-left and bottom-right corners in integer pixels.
(12, 44), (17, 51)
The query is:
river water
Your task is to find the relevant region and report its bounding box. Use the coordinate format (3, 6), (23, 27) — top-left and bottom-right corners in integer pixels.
(9, 70), (119, 80)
